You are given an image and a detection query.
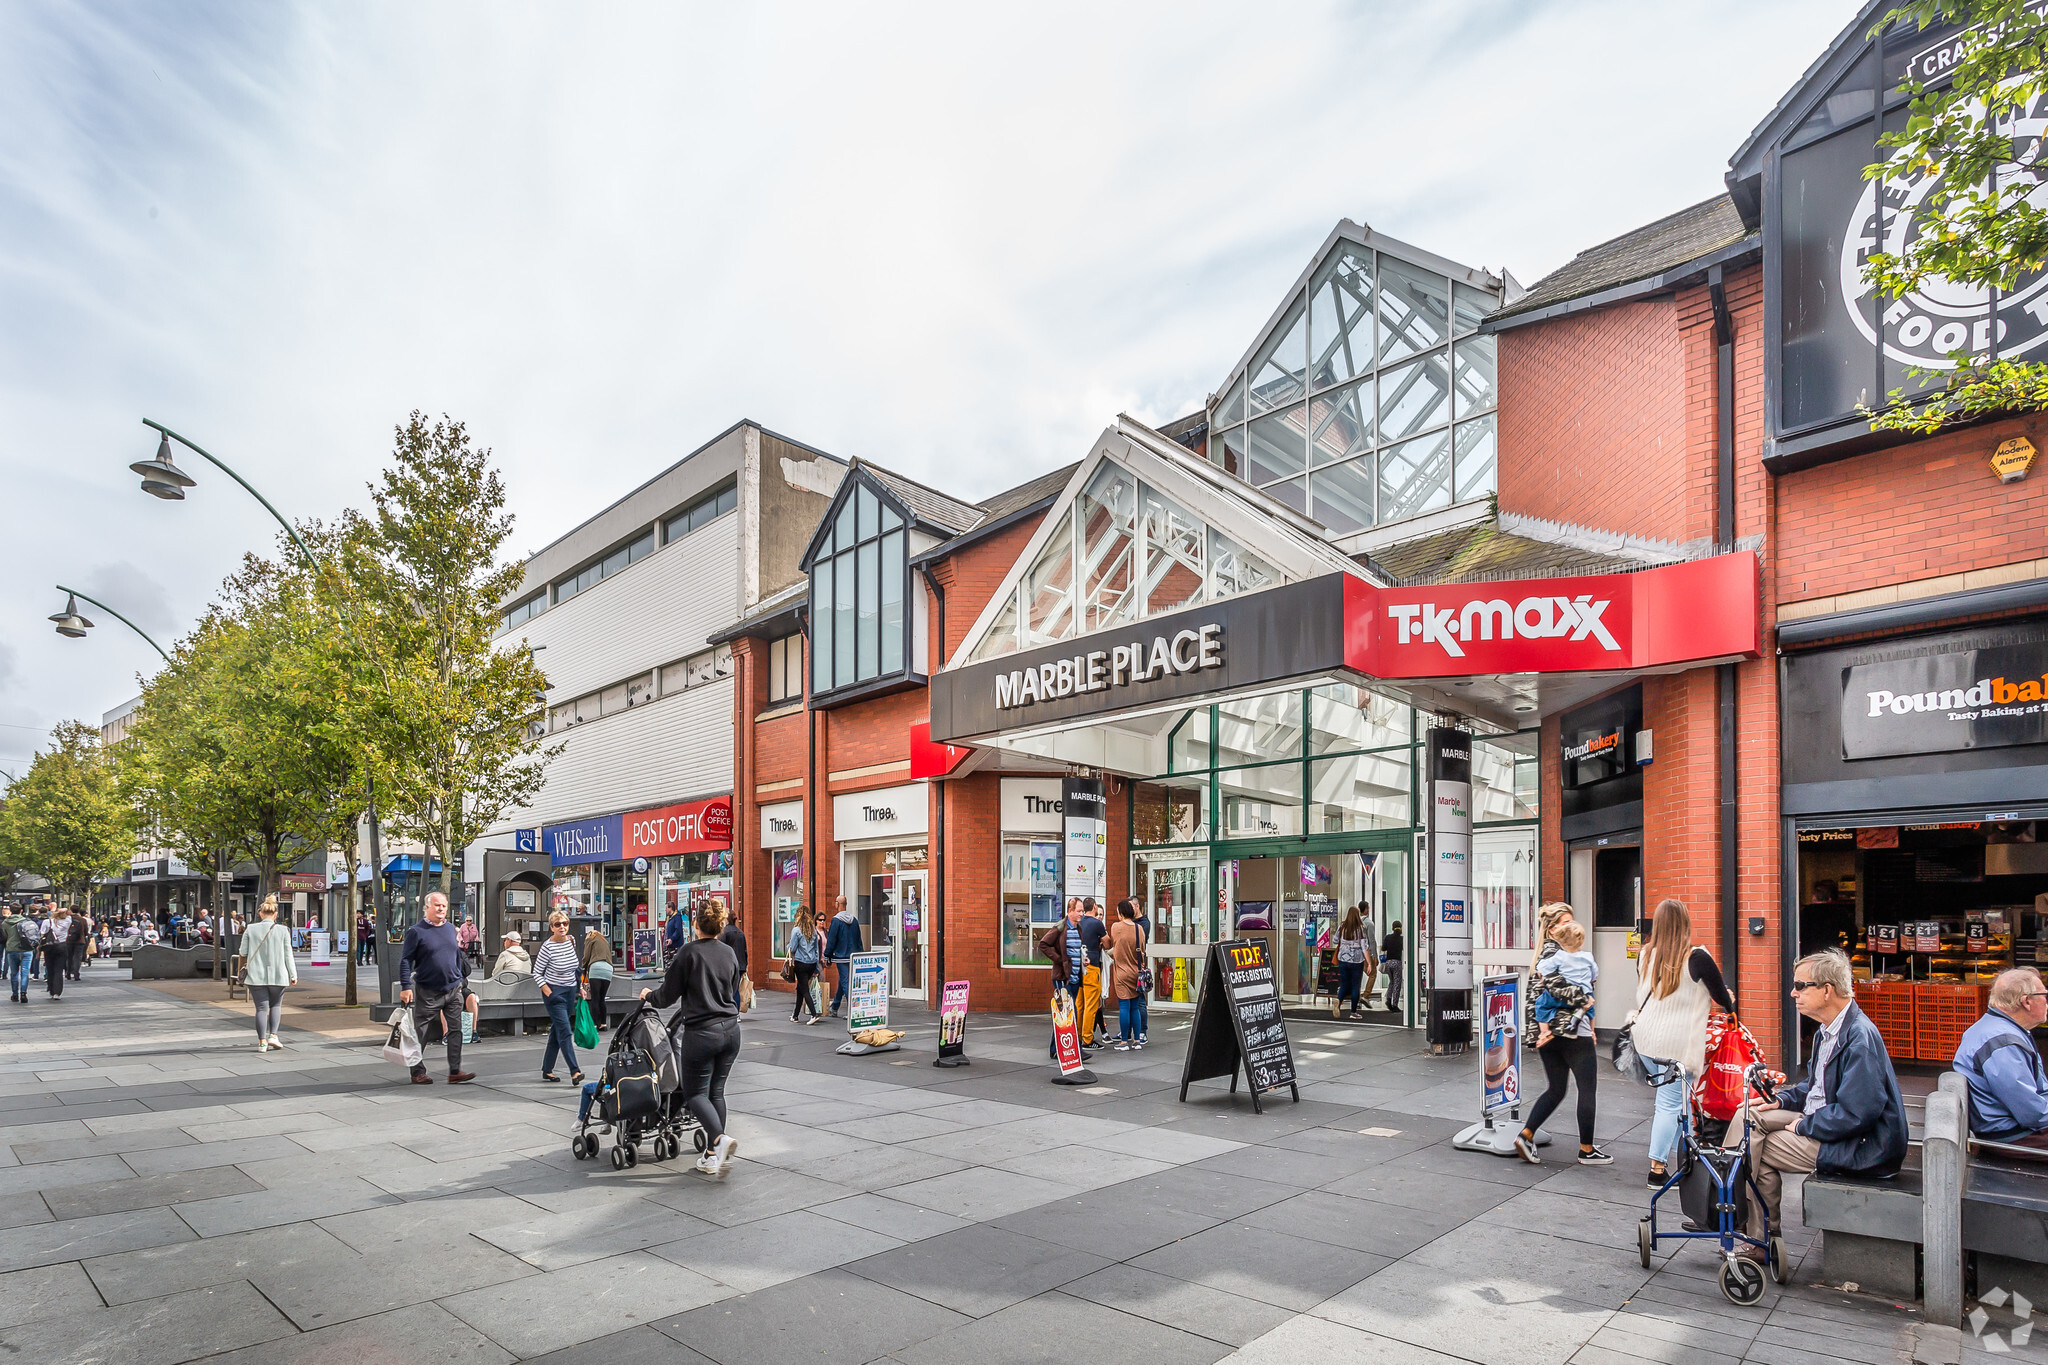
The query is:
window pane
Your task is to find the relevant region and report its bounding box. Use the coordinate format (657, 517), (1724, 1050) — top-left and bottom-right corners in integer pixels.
(1473, 826), (1539, 953)
(1379, 348), (1453, 443)
(1248, 294), (1309, 415)
(1309, 377), (1370, 467)
(1213, 374), (1245, 428)
(1309, 753), (1413, 833)
(1379, 429), (1454, 522)
(1022, 506), (1076, 648)
(603, 547), (628, 578)
(1309, 244), (1375, 389)
(1169, 708), (1210, 773)
(600, 680), (631, 715)
(833, 549), (855, 689)
(1219, 690), (1303, 763)
(690, 500), (713, 532)
(1310, 684), (1411, 754)
(812, 560), (833, 692)
(880, 530), (904, 672)
(1455, 414), (1498, 503)
(1247, 403), (1308, 485)
(768, 637), (787, 702)
(880, 502), (902, 532)
(1265, 474), (1308, 518)
(717, 485), (737, 517)
(1472, 736), (1538, 822)
(1217, 425), (1248, 480)
(835, 495), (856, 552)
(687, 652), (717, 687)
(625, 672), (655, 708)
(1309, 457), (1375, 536)
(1133, 777), (1211, 845)
(968, 586), (1021, 662)
(630, 531), (655, 563)
(1219, 763), (1303, 838)
(1208, 526), (1280, 601)
(1453, 334), (1496, 418)
(713, 643), (733, 677)
(857, 485), (878, 542)
(1140, 481), (1205, 616)
(857, 539), (880, 679)
(662, 513), (683, 544)
(1376, 254), (1453, 364)
(1453, 281), (1493, 338)
(1001, 838), (1065, 967)
(1077, 463), (1138, 633)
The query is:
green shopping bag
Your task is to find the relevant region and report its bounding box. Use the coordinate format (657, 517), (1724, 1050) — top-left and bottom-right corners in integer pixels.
(571, 996), (600, 1051)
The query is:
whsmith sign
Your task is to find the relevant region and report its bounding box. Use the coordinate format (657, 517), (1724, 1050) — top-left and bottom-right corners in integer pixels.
(929, 555), (1758, 743)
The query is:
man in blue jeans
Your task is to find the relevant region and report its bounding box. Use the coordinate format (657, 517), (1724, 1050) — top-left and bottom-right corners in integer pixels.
(2, 905), (32, 1002)
(824, 895), (863, 1018)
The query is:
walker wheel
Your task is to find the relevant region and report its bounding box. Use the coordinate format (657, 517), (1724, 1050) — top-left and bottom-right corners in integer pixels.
(1768, 1235), (1788, 1285)
(693, 1128), (709, 1153)
(1637, 1218), (1653, 1269)
(1718, 1256), (1766, 1306)
(608, 1146), (624, 1170)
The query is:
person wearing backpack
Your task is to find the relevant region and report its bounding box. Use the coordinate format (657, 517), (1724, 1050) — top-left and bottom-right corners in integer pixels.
(240, 894), (298, 1053)
(1380, 921), (1404, 1014)
(4, 906), (35, 1002)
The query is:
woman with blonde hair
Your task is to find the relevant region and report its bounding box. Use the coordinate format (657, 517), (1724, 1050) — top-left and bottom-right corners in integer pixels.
(1515, 902), (1611, 1165)
(1627, 897), (1737, 1185)
(240, 894), (297, 1053)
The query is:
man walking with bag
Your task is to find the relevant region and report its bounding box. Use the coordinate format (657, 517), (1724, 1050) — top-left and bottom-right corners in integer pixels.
(398, 891), (476, 1085)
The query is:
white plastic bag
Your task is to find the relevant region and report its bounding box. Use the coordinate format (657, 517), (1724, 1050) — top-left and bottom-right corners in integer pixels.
(383, 1006), (423, 1068)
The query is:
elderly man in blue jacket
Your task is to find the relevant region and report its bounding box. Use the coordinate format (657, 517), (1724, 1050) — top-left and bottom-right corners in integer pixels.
(1734, 948), (1908, 1260)
(1954, 967), (2048, 1144)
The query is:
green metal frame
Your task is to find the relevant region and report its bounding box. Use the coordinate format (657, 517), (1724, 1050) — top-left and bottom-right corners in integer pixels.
(54, 584), (169, 661)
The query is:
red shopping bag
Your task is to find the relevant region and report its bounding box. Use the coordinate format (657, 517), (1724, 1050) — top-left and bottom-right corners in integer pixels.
(1693, 1014), (1766, 1120)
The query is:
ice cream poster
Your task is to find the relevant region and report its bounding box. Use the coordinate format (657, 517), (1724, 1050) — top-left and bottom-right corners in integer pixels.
(1482, 974), (1520, 1113)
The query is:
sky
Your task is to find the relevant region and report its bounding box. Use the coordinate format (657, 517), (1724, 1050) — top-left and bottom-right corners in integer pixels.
(0, 0), (1857, 773)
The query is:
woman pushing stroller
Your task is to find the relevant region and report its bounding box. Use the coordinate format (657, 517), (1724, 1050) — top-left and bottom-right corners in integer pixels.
(642, 898), (743, 1177)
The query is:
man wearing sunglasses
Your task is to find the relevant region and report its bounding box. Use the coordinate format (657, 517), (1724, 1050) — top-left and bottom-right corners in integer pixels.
(1953, 967), (2048, 1146)
(1733, 948), (1908, 1260)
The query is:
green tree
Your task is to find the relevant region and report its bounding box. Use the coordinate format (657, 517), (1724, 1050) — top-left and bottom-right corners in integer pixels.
(353, 413), (556, 898)
(0, 721), (134, 903)
(1866, 0), (2048, 430)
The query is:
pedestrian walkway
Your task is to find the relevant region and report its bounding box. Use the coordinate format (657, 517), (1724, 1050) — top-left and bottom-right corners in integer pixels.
(0, 965), (1993, 1364)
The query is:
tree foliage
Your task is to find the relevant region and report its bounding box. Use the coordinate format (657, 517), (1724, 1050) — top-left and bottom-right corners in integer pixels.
(1866, 0), (2048, 430)
(0, 721), (135, 901)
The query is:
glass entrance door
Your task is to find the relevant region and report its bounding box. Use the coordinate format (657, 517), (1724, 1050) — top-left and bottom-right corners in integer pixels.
(1216, 842), (1412, 1022)
(1136, 851), (1209, 1008)
(896, 871), (927, 999)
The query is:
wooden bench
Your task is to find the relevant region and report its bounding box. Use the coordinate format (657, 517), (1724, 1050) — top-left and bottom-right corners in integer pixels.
(369, 975), (641, 1033)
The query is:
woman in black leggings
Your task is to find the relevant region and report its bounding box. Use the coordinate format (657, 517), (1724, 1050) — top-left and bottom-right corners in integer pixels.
(642, 900), (743, 1176)
(1515, 914), (1612, 1166)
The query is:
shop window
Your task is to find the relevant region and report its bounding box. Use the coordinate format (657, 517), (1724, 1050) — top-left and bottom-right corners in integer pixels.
(1219, 763), (1304, 838)
(1132, 777), (1210, 846)
(1473, 827), (1538, 953)
(1310, 685), (1411, 755)
(766, 633), (804, 704)
(661, 479), (739, 544)
(769, 851), (804, 955)
(1000, 836), (1063, 967)
(1219, 691), (1304, 766)
(1308, 753), (1410, 833)
(808, 478), (911, 698)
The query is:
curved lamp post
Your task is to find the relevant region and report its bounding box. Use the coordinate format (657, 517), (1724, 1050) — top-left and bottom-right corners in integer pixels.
(50, 585), (170, 661)
(133, 418), (395, 1007)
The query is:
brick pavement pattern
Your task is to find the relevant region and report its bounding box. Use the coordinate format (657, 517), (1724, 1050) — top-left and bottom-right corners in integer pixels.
(0, 963), (1992, 1364)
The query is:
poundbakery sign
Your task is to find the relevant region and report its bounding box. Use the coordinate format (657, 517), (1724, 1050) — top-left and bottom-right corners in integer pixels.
(1841, 626), (2048, 760)
(930, 554), (1758, 744)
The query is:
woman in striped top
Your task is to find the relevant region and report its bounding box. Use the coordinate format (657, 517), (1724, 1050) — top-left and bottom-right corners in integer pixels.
(533, 911), (584, 1083)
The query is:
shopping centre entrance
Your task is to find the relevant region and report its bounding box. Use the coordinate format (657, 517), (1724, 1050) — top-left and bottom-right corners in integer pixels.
(1220, 837), (1414, 1022)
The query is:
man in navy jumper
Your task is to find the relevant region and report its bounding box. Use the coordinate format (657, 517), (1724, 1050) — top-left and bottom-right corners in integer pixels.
(399, 891), (476, 1085)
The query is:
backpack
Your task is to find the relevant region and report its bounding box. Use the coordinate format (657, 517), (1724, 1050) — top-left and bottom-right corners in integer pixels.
(17, 918), (42, 950)
(598, 1047), (661, 1125)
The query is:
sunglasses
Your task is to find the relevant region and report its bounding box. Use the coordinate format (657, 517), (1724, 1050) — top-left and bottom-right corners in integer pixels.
(1790, 980), (1828, 993)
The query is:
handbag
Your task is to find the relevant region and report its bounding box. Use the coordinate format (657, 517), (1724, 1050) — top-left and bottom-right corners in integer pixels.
(738, 975), (756, 1013)
(382, 1005), (423, 1068)
(571, 996), (600, 1050)
(1611, 976), (1658, 1085)
(779, 958), (796, 983)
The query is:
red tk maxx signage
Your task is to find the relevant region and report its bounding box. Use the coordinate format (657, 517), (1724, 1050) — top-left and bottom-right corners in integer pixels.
(623, 796), (734, 857)
(1343, 552), (1760, 678)
(908, 720), (972, 779)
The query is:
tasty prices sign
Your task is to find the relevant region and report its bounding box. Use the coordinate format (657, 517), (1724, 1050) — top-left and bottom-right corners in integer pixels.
(624, 796), (734, 857)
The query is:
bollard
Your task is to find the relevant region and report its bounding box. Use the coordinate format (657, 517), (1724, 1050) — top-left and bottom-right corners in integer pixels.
(1922, 1090), (1964, 1329)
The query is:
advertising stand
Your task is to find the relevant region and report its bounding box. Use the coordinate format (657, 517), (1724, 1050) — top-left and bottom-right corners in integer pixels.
(1177, 939), (1300, 1113)
(836, 950), (899, 1055)
(1426, 727), (1473, 1052)
(936, 979), (971, 1067)
(1452, 972), (1551, 1156)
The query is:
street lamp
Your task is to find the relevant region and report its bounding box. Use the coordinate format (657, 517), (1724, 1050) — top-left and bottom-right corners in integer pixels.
(130, 418), (395, 1009)
(49, 585), (170, 660)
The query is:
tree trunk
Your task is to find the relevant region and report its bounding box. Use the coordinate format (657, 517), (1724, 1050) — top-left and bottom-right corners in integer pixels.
(341, 822), (359, 1009)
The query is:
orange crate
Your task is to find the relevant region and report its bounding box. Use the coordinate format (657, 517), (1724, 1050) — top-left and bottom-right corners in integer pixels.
(1912, 982), (1989, 1064)
(1856, 982), (1917, 1062)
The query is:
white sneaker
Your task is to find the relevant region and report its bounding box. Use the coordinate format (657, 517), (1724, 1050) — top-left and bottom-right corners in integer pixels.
(255, 1041), (270, 1054)
(694, 1152), (720, 1175)
(711, 1134), (738, 1176)
(266, 1036), (283, 1050)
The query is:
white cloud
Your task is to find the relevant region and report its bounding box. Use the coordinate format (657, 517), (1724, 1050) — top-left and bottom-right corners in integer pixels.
(0, 0), (1854, 733)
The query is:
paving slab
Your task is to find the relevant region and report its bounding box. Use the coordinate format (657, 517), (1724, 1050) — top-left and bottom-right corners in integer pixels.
(172, 1171), (402, 1237)
(84, 1221), (358, 1305)
(844, 1222), (1109, 1317)
(531, 1322), (717, 1365)
(1, 1279), (294, 1365)
(1129, 1219), (1390, 1311)
(0, 1259), (102, 1329)
(886, 1288), (1233, 1365)
(440, 1249), (736, 1358)
(0, 1203), (196, 1272)
(43, 1162), (263, 1218)
(187, 1301), (516, 1365)
(652, 1208), (903, 1292)
(1063, 1261), (1297, 1347)
(653, 1264), (966, 1364)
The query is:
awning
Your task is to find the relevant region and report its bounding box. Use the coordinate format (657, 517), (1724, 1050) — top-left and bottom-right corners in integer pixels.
(382, 855), (444, 874)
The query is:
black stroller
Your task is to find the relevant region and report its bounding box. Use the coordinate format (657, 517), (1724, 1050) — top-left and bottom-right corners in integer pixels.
(569, 1000), (703, 1169)
(1638, 1060), (1790, 1304)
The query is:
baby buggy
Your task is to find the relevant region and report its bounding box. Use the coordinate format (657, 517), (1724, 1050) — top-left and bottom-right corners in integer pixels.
(1637, 1059), (1790, 1305)
(569, 1000), (703, 1168)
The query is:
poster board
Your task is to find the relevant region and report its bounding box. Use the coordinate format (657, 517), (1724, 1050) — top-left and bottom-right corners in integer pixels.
(309, 932), (330, 967)
(848, 950), (890, 1031)
(1051, 987), (1085, 1075)
(1480, 974), (1521, 1114)
(1176, 939), (1300, 1113)
(938, 979), (970, 1064)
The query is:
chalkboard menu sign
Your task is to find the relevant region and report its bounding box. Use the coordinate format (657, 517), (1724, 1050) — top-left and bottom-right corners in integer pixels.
(1177, 939), (1300, 1113)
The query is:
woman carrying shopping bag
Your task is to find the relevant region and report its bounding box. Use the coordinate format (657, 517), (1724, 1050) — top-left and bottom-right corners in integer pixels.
(580, 924), (614, 1033)
(533, 912), (585, 1084)
(241, 894), (297, 1053)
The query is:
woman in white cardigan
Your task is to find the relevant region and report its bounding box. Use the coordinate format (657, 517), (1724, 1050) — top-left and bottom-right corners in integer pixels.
(240, 895), (299, 1053)
(1627, 898), (1737, 1186)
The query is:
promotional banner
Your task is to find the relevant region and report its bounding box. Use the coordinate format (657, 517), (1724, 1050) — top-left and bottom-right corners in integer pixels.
(1051, 988), (1085, 1075)
(1062, 777), (1107, 904)
(938, 980), (971, 1064)
(848, 951), (890, 1031)
(1481, 974), (1521, 1113)
(1427, 727), (1474, 1048)
(309, 932), (330, 967)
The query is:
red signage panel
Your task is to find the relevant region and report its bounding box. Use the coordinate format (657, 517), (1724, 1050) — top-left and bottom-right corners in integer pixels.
(1347, 552), (1758, 678)
(908, 720), (973, 779)
(623, 796), (734, 857)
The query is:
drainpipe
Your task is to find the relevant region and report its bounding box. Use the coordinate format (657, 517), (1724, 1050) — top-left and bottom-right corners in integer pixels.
(1708, 266), (1740, 987)
(918, 562), (947, 1009)
(800, 607), (816, 927)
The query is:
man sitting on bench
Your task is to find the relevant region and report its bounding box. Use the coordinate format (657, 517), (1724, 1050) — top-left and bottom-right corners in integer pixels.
(1733, 948), (1909, 1262)
(1954, 967), (2048, 1149)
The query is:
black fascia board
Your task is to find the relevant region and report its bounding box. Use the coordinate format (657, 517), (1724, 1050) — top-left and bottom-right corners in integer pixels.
(909, 490), (1063, 569)
(1482, 237), (1761, 335)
